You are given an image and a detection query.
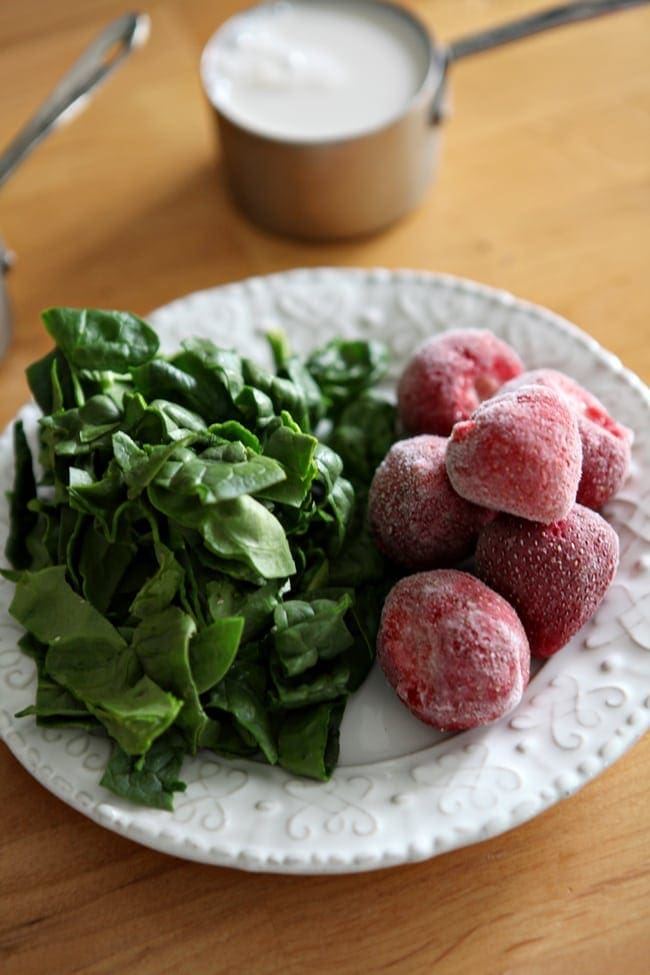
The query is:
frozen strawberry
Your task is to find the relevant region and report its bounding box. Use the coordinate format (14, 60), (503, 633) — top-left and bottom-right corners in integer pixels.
(445, 384), (582, 523)
(397, 329), (525, 437)
(499, 368), (633, 510)
(377, 569), (530, 731)
(475, 504), (619, 658)
(368, 435), (494, 570)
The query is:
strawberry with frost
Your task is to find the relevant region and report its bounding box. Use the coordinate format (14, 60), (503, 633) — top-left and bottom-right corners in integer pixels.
(397, 328), (524, 437)
(498, 368), (633, 511)
(445, 384), (583, 524)
(475, 504), (619, 658)
(368, 434), (494, 570)
(377, 569), (531, 731)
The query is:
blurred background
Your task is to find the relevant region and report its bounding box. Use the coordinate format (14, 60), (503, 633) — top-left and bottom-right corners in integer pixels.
(1, 0), (648, 412)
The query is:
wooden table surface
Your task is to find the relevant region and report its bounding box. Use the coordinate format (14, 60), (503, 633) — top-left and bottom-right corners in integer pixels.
(1, 1), (649, 972)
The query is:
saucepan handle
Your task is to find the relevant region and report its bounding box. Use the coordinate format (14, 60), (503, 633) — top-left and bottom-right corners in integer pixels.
(0, 12), (149, 188)
(432, 0), (650, 122)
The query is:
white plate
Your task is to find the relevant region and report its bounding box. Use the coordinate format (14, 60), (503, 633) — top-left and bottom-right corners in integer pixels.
(1, 268), (649, 874)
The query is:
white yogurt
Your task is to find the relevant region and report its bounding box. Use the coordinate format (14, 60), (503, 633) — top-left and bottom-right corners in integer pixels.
(201, 0), (432, 142)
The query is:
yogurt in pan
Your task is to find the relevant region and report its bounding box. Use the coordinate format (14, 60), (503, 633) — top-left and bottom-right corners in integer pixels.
(200, 0), (650, 240)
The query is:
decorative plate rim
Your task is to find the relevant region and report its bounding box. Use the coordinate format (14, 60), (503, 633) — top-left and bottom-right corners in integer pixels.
(1, 267), (648, 874)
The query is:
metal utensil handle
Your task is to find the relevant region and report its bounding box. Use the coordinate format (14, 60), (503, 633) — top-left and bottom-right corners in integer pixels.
(0, 12), (149, 188)
(446, 0), (650, 62)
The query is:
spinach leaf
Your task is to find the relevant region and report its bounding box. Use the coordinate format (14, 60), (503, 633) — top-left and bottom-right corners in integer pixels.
(259, 414), (317, 507)
(131, 360), (205, 417)
(148, 485), (295, 580)
(206, 662), (278, 765)
(311, 444), (354, 549)
(25, 348), (78, 414)
(78, 519), (136, 614)
(10, 566), (182, 753)
(130, 543), (184, 618)
(153, 450), (287, 504)
(234, 384), (275, 426)
(39, 394), (123, 460)
(132, 607), (206, 753)
(328, 394), (397, 485)
(189, 616), (243, 693)
(242, 358), (310, 431)
(206, 577), (281, 641)
(16, 665), (100, 730)
(5, 421), (38, 570)
(270, 660), (352, 709)
(278, 702), (344, 780)
(42, 307), (159, 372)
(9, 565), (128, 650)
(85, 676), (183, 755)
(123, 391), (203, 443)
(67, 463), (125, 527)
(112, 431), (194, 498)
(267, 329), (325, 430)
(100, 729), (187, 810)
(272, 593), (354, 677)
(306, 339), (389, 409)
(171, 339), (244, 419)
(208, 419), (261, 452)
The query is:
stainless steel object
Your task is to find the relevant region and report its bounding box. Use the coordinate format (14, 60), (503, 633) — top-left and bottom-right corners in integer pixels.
(0, 12), (150, 360)
(201, 0), (650, 240)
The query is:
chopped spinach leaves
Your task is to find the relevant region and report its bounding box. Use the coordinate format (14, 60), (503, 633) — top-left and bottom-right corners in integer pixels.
(4, 308), (396, 808)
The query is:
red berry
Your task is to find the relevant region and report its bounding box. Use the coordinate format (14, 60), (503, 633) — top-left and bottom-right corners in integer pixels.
(445, 385), (582, 523)
(368, 435), (494, 570)
(475, 505), (619, 658)
(377, 569), (531, 731)
(499, 368), (633, 510)
(397, 329), (524, 437)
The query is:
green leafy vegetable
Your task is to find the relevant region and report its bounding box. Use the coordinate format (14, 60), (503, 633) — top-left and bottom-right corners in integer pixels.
(272, 594), (354, 677)
(305, 339), (389, 413)
(42, 307), (160, 372)
(3, 310), (396, 809)
(100, 729), (187, 810)
(5, 421), (38, 570)
(278, 702), (344, 780)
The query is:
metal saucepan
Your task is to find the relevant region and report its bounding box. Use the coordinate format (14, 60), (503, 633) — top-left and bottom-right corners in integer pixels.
(0, 13), (150, 361)
(200, 0), (650, 240)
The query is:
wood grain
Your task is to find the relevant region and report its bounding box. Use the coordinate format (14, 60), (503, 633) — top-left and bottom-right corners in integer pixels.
(0, 2), (649, 973)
